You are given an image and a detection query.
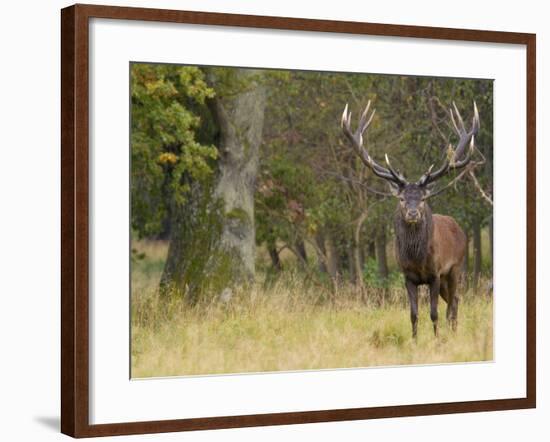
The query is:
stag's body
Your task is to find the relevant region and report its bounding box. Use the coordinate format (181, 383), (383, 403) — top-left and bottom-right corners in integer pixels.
(341, 99), (479, 337)
(394, 204), (467, 336)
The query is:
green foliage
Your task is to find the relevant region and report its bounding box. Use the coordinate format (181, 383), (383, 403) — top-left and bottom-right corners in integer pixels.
(206, 67), (266, 97)
(362, 258), (403, 288)
(256, 154), (319, 248)
(130, 63), (217, 237)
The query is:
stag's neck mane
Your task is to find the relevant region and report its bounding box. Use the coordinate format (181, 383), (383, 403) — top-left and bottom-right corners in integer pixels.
(394, 204), (433, 265)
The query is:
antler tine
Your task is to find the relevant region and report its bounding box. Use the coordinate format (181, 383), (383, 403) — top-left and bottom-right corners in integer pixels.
(452, 135), (476, 168)
(340, 103), (349, 128)
(418, 101), (480, 187)
(452, 101), (466, 132)
(450, 107), (460, 134)
(385, 153), (405, 183)
(455, 101), (480, 160)
(472, 101), (480, 133)
(358, 101), (371, 130)
(358, 102), (376, 136)
(340, 102), (407, 186)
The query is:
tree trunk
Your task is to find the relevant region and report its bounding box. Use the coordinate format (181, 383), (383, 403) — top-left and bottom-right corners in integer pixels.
(160, 69), (266, 302)
(337, 237), (350, 279)
(353, 211), (369, 291)
(267, 242), (281, 272)
(347, 244), (356, 283)
(315, 232), (328, 274)
(375, 228), (389, 280)
(473, 220), (482, 292)
(366, 239), (376, 260)
(326, 235), (341, 282)
(294, 238), (308, 267)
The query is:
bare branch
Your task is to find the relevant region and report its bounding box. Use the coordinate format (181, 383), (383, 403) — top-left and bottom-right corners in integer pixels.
(317, 169), (393, 197)
(468, 170), (493, 206)
(428, 96), (450, 144)
(426, 160), (483, 199)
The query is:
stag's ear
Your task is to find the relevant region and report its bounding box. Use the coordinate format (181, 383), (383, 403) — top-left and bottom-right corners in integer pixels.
(388, 182), (401, 197)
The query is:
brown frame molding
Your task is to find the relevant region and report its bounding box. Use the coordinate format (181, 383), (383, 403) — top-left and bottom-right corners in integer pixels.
(61, 3), (536, 438)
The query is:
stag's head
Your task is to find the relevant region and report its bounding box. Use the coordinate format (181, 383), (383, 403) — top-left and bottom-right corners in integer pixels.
(341, 101), (480, 225)
(392, 184), (428, 224)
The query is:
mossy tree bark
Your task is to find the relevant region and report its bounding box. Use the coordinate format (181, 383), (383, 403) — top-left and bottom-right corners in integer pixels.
(160, 69), (266, 302)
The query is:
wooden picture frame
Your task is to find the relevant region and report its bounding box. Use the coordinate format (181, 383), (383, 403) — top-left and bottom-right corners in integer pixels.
(61, 3), (536, 437)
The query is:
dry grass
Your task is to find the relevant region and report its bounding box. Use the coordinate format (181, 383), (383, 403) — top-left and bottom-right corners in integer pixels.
(131, 240), (493, 378)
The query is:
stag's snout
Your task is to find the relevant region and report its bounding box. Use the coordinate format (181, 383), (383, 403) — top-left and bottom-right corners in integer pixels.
(405, 209), (422, 224)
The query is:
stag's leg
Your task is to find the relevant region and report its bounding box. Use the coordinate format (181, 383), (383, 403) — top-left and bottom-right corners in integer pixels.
(441, 275), (454, 323)
(440, 276), (450, 304)
(441, 273), (454, 325)
(405, 279), (419, 339)
(447, 268), (460, 331)
(429, 277), (441, 337)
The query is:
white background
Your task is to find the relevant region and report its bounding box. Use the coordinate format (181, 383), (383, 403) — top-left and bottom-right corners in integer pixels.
(90, 18), (526, 425)
(0, 0), (546, 441)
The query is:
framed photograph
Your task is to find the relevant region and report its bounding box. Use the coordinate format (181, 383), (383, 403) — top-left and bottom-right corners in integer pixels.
(61, 3), (536, 438)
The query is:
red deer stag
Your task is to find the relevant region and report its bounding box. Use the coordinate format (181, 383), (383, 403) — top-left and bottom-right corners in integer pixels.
(341, 101), (479, 337)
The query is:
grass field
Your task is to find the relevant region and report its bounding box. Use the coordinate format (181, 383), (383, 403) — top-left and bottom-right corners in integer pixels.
(131, 240), (493, 378)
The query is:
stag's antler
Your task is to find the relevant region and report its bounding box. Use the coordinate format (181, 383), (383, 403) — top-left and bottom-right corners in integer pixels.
(417, 101), (480, 186)
(341, 101), (407, 187)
